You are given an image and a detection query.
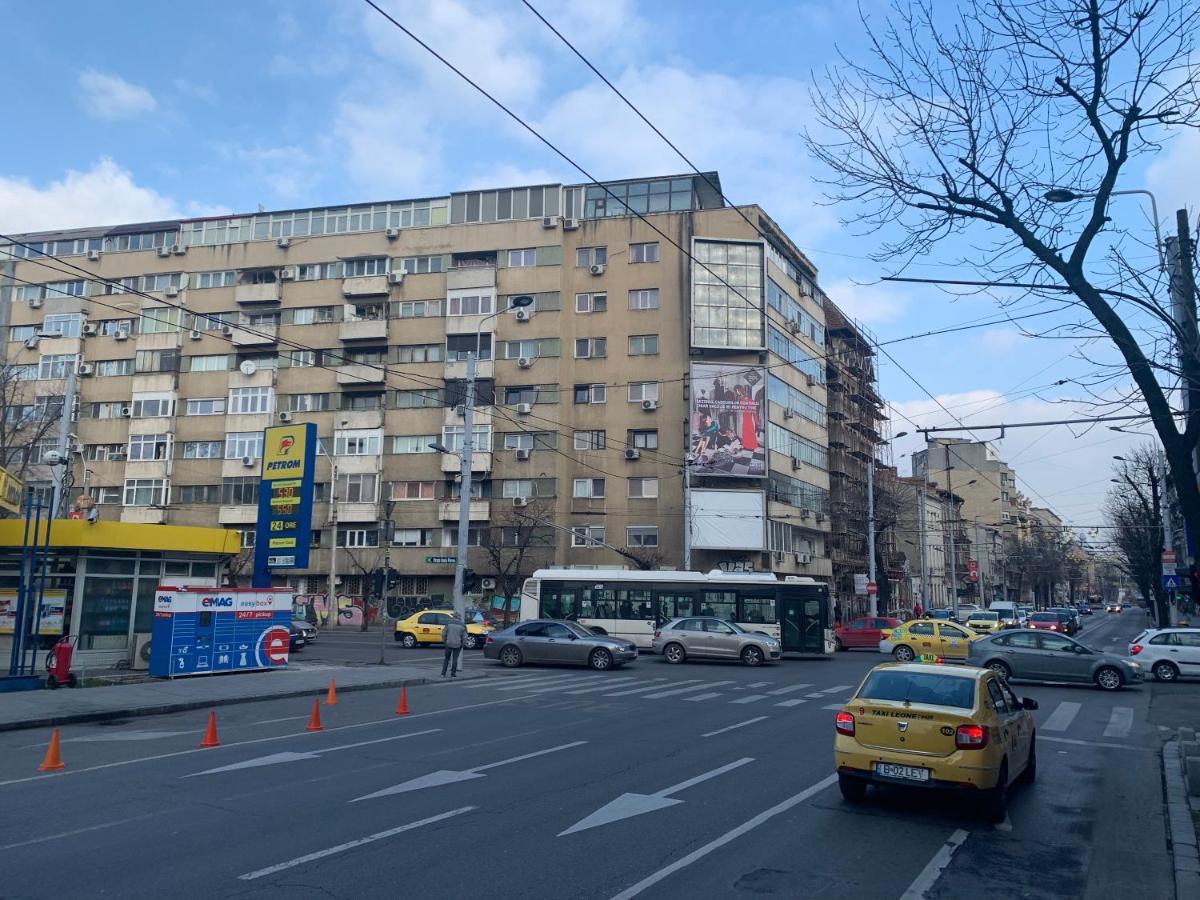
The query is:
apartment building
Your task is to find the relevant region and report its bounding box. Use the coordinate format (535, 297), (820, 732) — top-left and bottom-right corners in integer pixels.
(0, 172), (833, 612)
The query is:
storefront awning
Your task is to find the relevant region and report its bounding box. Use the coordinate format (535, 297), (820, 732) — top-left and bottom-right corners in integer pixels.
(0, 520), (240, 555)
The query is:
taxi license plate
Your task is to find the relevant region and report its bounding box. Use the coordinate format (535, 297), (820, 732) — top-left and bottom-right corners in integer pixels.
(874, 763), (930, 782)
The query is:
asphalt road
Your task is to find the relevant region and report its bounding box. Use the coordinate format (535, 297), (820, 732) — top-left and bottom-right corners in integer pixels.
(0, 610), (1183, 899)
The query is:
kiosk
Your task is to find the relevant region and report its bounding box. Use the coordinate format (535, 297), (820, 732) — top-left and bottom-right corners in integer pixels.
(150, 587), (293, 678)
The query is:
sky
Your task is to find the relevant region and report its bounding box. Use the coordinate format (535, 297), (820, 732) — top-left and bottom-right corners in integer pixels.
(0, 0), (1195, 535)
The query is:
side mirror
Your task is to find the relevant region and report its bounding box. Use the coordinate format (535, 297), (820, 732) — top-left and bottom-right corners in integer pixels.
(1074, 645), (1089, 654)
(567, 633), (578, 640)
(1022, 698), (1039, 711)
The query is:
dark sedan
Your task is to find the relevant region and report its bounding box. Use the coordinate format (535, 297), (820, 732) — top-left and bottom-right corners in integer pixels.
(483, 619), (637, 670)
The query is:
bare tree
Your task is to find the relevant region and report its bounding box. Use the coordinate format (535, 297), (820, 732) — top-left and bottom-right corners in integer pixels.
(474, 499), (555, 623)
(809, 0), (1200, 542)
(0, 362), (64, 501)
(1104, 445), (1169, 622)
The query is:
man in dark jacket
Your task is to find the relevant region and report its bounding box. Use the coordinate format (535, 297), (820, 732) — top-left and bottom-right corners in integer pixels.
(442, 615), (466, 677)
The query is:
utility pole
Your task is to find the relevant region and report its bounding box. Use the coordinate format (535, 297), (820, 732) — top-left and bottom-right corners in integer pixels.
(1166, 209), (1199, 590)
(946, 466), (960, 620)
(683, 454), (692, 571)
(452, 351), (475, 628)
(867, 460), (877, 617)
(327, 461), (339, 628)
(49, 363), (78, 518)
(378, 503), (392, 664)
(974, 516), (984, 606)
(918, 484), (930, 610)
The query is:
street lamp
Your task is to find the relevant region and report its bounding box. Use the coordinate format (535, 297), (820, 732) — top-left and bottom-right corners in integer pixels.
(1113, 455), (1127, 462)
(1043, 187), (1164, 270)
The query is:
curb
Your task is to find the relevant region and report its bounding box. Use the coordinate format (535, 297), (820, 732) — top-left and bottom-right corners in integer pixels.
(1163, 741), (1200, 898)
(0, 672), (488, 733)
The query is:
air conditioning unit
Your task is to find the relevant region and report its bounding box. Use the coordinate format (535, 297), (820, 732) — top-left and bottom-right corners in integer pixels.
(515, 402), (533, 415)
(788, 319), (801, 334)
(76, 363), (94, 376)
(387, 271), (405, 285)
(801, 508), (812, 519)
(114, 329), (129, 341)
(276, 236), (291, 249)
(562, 218), (580, 231)
(172, 245), (187, 256)
(23, 336), (39, 350)
(782, 408), (794, 420)
(791, 458), (803, 471)
(29, 298), (43, 309)
(805, 374), (816, 387)
(279, 267), (297, 281)
(796, 552), (812, 565)
(164, 285), (180, 297)
(86, 249), (101, 262)
(222, 325), (234, 336)
(82, 323), (98, 337)
(624, 448), (641, 461)
(454, 404), (466, 417)
(641, 399), (658, 412)
(386, 227), (400, 240)
(120, 406), (133, 418)
(514, 448), (531, 461)
(514, 308), (531, 322)
(189, 330), (202, 340)
(541, 216), (559, 229)
(589, 263), (606, 276)
(481, 577), (497, 590)
(131, 634), (153, 671)
(242, 455), (255, 468)
(279, 411), (293, 423)
(517, 357), (533, 369)
(512, 497), (529, 508)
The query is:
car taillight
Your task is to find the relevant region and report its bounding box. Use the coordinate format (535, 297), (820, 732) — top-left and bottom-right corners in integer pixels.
(654, 630), (661, 638)
(955, 724), (989, 749)
(835, 711), (856, 735)
(484, 635), (493, 645)
(1049, 624), (1057, 630)
(1130, 644), (1143, 655)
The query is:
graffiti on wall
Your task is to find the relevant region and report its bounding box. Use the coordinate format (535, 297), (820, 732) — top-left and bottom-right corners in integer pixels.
(293, 593), (369, 626)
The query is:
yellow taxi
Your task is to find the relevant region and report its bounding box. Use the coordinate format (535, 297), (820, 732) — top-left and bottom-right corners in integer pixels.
(834, 662), (1037, 822)
(394, 610), (493, 649)
(878, 618), (981, 661)
(965, 610), (1002, 633)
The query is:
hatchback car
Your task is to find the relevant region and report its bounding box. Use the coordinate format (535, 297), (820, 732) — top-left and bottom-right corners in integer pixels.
(834, 663), (1037, 822)
(965, 611), (1002, 633)
(292, 619), (317, 643)
(653, 617), (781, 666)
(834, 616), (902, 651)
(483, 619), (637, 670)
(1129, 627), (1200, 682)
(879, 619), (980, 662)
(1027, 611), (1075, 635)
(394, 610), (493, 649)
(968, 629), (1143, 691)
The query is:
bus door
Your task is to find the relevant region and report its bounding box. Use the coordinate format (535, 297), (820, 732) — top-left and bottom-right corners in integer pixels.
(780, 594), (825, 654)
(654, 592), (695, 627)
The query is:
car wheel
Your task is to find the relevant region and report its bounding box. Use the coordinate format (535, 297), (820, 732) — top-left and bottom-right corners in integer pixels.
(1020, 734), (1037, 784)
(663, 642), (687, 664)
(741, 645), (765, 667)
(833, 637), (845, 652)
(1095, 666), (1123, 691)
(987, 660), (1012, 681)
(893, 645), (915, 662)
(1153, 660), (1179, 682)
(500, 645), (523, 668)
(589, 648), (614, 671)
(838, 773), (867, 802)
(463, 634), (478, 650)
(400, 632), (418, 649)
(982, 760), (1009, 823)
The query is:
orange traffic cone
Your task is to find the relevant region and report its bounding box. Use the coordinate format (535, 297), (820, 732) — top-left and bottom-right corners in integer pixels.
(324, 678), (338, 706)
(394, 686), (410, 716)
(305, 698), (324, 732)
(199, 711), (220, 748)
(37, 728), (65, 771)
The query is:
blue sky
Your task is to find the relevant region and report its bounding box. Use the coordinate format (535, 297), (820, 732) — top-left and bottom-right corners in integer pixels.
(1, 0), (1195, 530)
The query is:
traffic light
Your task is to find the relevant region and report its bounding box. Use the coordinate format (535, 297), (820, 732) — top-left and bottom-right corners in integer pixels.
(371, 568), (386, 599)
(462, 568), (479, 593)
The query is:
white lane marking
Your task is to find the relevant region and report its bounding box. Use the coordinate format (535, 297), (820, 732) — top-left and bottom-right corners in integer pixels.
(641, 681), (734, 699)
(0, 811), (163, 851)
(238, 807), (474, 880)
(187, 729), (441, 777)
(806, 693), (827, 699)
(730, 694), (768, 705)
(702, 717), (768, 738)
(775, 699), (806, 708)
(608, 774), (837, 899)
(767, 683), (814, 696)
(684, 692), (722, 702)
(458, 673), (546, 688)
(1040, 735), (1151, 753)
(351, 740), (587, 801)
(822, 703), (844, 710)
(247, 715), (310, 727)
(748, 681), (771, 688)
(0, 694), (540, 789)
(518, 677), (615, 694)
(1041, 701), (1082, 732)
(561, 677), (653, 695)
(818, 685), (853, 694)
(493, 674), (598, 691)
(561, 758), (754, 836)
(899, 829), (970, 900)
(605, 679), (703, 697)
(1103, 706), (1134, 738)
(58, 730), (190, 744)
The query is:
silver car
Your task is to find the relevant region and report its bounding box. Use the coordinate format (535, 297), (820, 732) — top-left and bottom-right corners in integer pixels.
(967, 628), (1143, 691)
(651, 617), (781, 666)
(483, 619), (637, 670)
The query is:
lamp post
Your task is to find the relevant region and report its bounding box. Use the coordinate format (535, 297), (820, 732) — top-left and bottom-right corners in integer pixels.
(1043, 188), (1164, 271)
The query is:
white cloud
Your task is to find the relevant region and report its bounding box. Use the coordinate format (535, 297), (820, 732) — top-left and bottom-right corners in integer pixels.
(77, 69), (157, 121)
(214, 144), (318, 200)
(978, 328), (1024, 354)
(1145, 129), (1200, 220)
(333, 100), (445, 197)
(0, 159), (179, 232)
(824, 278), (910, 324)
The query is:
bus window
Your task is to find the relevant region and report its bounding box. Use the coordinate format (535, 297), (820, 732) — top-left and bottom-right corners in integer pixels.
(559, 589), (578, 619)
(656, 593), (694, 619)
(582, 588), (616, 619)
(702, 591), (737, 621)
(741, 594), (776, 624)
(618, 589), (652, 619)
(542, 587), (564, 619)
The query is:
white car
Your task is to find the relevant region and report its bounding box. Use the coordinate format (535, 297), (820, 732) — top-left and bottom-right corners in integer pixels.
(1129, 628), (1200, 681)
(953, 604), (981, 624)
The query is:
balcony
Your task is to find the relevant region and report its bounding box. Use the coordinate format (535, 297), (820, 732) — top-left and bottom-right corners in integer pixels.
(235, 282), (280, 304)
(342, 275), (389, 297)
(438, 500), (491, 521)
(339, 318), (388, 342)
(120, 507), (166, 524)
(336, 364), (385, 385)
(229, 324), (277, 346)
(336, 501), (379, 522)
(440, 451), (492, 474)
(218, 505), (258, 525)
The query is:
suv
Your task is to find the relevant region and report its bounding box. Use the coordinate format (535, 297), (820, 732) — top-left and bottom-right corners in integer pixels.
(1129, 627), (1200, 682)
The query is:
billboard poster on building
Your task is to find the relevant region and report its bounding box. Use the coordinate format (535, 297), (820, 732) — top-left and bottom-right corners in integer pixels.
(689, 363), (767, 478)
(0, 589), (66, 634)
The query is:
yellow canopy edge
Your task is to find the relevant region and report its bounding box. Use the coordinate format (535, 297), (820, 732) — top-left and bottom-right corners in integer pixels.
(0, 520), (241, 555)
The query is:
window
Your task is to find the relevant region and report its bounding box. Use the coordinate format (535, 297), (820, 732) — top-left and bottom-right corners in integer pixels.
(186, 398), (225, 416)
(221, 477), (259, 505)
(341, 392), (383, 411)
(138, 306), (184, 334)
(575, 292), (607, 314)
(136, 349), (180, 374)
(335, 429), (382, 456)
(447, 292), (495, 317)
(131, 395), (173, 417)
(38, 354), (77, 380)
(394, 389), (441, 409)
(501, 479), (534, 499)
(573, 478), (605, 499)
(573, 383), (606, 405)
(767, 424), (828, 470)
(288, 350), (317, 369)
(336, 472), (378, 503)
(768, 327), (825, 384)
(286, 393), (330, 412)
(95, 358), (133, 377)
(571, 525), (606, 547)
(396, 343), (443, 363)
(629, 242), (659, 263)
(507, 248), (536, 267)
(89, 401), (128, 419)
(128, 433), (169, 461)
(441, 526), (484, 547)
(393, 435), (437, 454)
(576, 246), (607, 268)
(9, 325), (37, 343)
(193, 270), (236, 289)
(397, 299), (441, 318)
(391, 481), (435, 501)
(502, 338), (560, 359)
(768, 471), (830, 513)
(224, 432), (263, 460)
(43, 314), (82, 337)
(692, 239), (765, 349)
(626, 526), (659, 548)
(629, 289), (659, 310)
(575, 338), (606, 359)
(628, 477), (658, 499)
(630, 429), (658, 450)
(123, 479), (168, 507)
(337, 528), (380, 548)
(628, 382), (659, 403)
(88, 486), (121, 505)
(447, 333), (492, 362)
(574, 430), (606, 450)
(100, 318), (134, 337)
(344, 257), (387, 277)
(182, 440), (223, 460)
(767, 376), (827, 426)
(397, 254), (445, 274)
(186, 354), (231, 373)
(441, 425), (492, 454)
(83, 443), (125, 461)
(504, 384), (557, 405)
(392, 528), (435, 547)
(175, 484), (220, 504)
(908, 622), (935, 636)
(628, 334), (658, 356)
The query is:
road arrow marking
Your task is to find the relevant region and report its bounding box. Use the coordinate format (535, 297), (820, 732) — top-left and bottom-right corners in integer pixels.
(559, 757), (754, 836)
(351, 740), (586, 802)
(187, 729), (440, 777)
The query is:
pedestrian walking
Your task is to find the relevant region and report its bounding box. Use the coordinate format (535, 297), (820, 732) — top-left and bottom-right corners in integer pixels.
(913, 600), (923, 619)
(442, 615), (465, 677)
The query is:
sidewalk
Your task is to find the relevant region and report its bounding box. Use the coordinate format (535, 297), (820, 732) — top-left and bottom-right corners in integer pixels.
(0, 661), (487, 732)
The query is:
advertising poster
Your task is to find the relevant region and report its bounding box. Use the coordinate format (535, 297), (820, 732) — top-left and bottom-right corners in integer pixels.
(689, 363), (767, 477)
(0, 589), (66, 634)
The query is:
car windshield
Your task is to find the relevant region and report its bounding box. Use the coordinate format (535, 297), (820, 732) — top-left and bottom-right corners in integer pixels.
(972, 612), (999, 621)
(857, 670), (977, 709)
(1031, 613), (1057, 622)
(562, 621), (595, 639)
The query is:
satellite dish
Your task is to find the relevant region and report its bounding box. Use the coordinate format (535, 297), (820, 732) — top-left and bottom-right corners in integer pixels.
(239, 360), (257, 376)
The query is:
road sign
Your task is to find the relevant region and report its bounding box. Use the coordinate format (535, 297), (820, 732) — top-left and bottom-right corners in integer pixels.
(425, 555), (457, 564)
(254, 423), (316, 579)
(1162, 550), (1177, 565)
(967, 560), (979, 583)
(1163, 574), (1180, 591)
(866, 581), (878, 596)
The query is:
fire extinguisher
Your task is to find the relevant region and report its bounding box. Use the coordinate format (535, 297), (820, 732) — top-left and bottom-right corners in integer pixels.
(45, 635), (78, 689)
